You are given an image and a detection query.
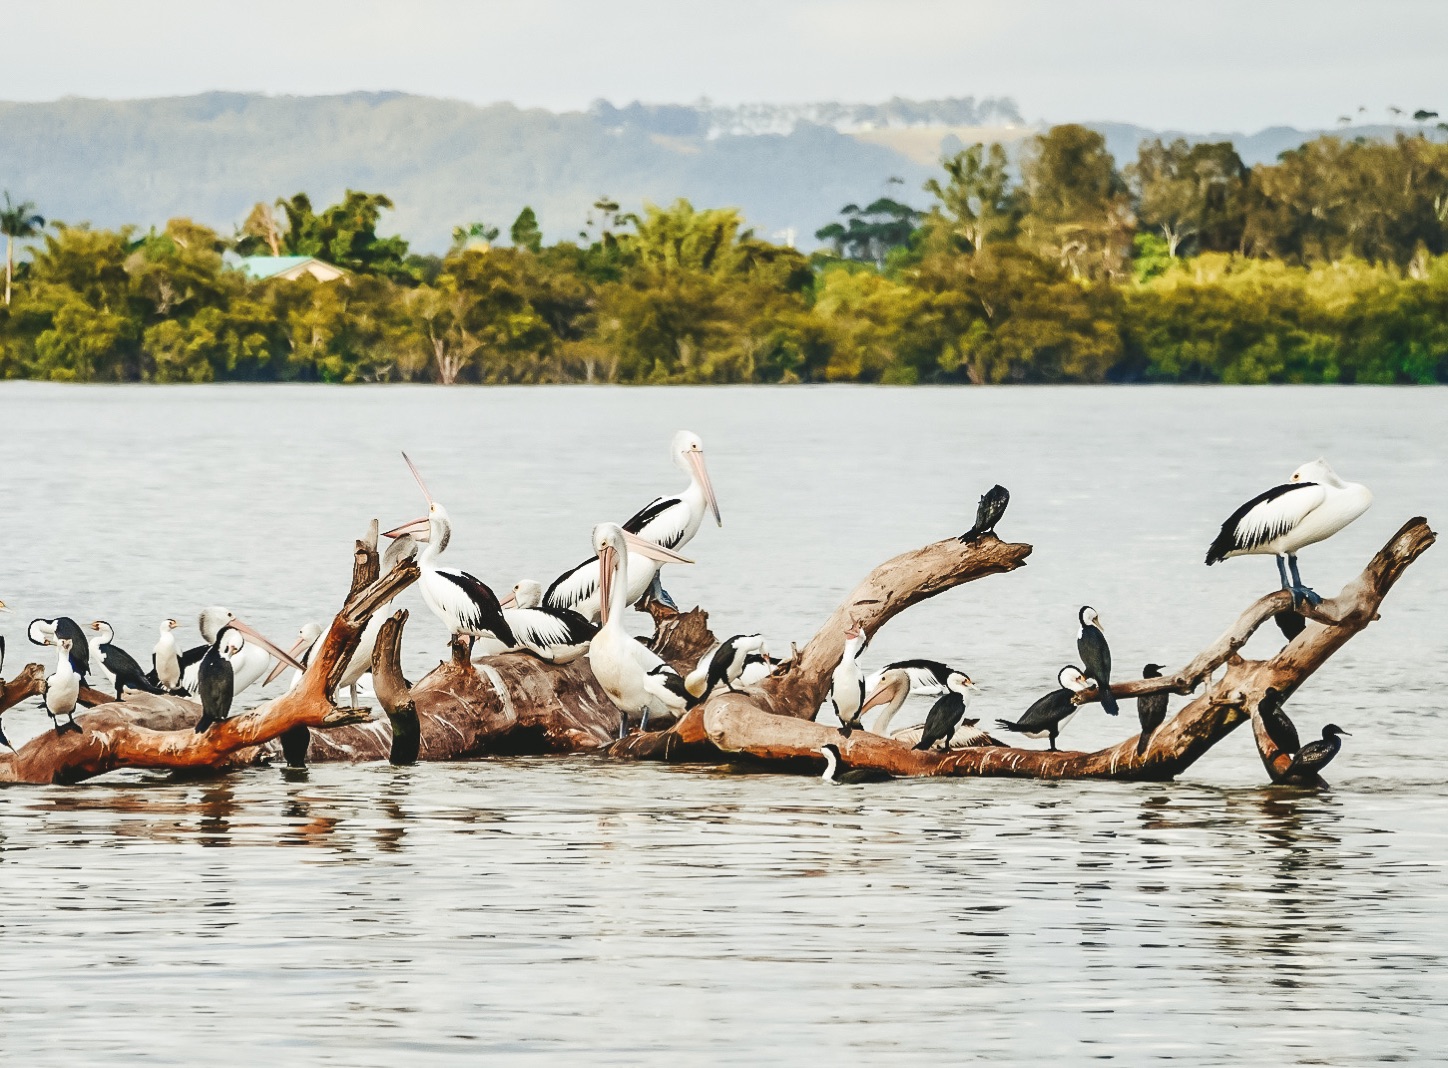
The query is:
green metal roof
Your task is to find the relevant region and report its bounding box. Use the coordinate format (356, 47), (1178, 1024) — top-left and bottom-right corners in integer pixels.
(237, 255), (337, 280)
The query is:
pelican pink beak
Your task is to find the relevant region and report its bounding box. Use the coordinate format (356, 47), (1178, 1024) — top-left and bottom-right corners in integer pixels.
(263, 629), (319, 685)
(229, 619), (306, 673)
(622, 530), (693, 565)
(498, 591), (518, 610)
(860, 672), (908, 715)
(686, 448), (722, 527)
(382, 517), (431, 541)
(597, 543), (617, 625)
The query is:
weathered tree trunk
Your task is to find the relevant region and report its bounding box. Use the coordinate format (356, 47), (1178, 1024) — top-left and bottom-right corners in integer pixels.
(0, 528), (418, 784)
(667, 518), (1434, 781)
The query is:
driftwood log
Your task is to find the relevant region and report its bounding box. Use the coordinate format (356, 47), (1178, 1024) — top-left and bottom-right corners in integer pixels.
(0, 528), (418, 784)
(0, 513), (1432, 786)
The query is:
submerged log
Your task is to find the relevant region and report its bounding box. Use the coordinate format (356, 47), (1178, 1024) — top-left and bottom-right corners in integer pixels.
(680, 518), (1434, 781)
(0, 527), (418, 784)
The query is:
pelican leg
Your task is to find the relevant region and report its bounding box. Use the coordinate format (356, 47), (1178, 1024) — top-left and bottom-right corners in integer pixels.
(1275, 554), (1291, 590)
(618, 711), (629, 740)
(1286, 555), (1321, 607)
(639, 708), (649, 732)
(645, 573), (679, 613)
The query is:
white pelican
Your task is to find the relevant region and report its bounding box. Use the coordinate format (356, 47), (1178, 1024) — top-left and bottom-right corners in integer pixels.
(183, 607), (302, 701)
(496, 580), (598, 664)
(43, 638), (83, 735)
(192, 609), (303, 732)
(1206, 459), (1372, 607)
(684, 633), (769, 699)
(995, 666), (1092, 750)
(828, 622), (869, 736)
(545, 430), (720, 620)
(152, 618), (182, 692)
(268, 621), (324, 692)
(860, 661), (974, 737)
(384, 453), (514, 650)
(86, 621), (163, 700)
(585, 523), (695, 737)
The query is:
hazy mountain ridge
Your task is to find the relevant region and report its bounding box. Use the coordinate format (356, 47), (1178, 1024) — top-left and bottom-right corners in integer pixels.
(0, 92), (1415, 252)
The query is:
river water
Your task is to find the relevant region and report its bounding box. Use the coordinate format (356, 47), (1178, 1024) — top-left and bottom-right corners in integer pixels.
(0, 383), (1444, 1063)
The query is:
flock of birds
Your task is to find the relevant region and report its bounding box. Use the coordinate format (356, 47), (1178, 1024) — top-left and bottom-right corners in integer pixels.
(1, 436), (1373, 786)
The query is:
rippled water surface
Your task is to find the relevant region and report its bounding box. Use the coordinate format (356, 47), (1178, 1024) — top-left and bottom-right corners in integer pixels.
(1, 384), (1445, 1063)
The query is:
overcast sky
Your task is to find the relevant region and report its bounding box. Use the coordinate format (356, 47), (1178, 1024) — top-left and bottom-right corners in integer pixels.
(5, 0), (1443, 131)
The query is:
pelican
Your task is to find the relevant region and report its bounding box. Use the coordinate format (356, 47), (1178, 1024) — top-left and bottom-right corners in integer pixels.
(494, 580), (598, 663)
(828, 622), (869, 736)
(43, 639), (82, 735)
(585, 523), (696, 737)
(1207, 459), (1372, 607)
(384, 453), (514, 651)
(995, 666), (1092, 750)
(87, 621), (163, 700)
(684, 633), (769, 699)
(192, 609), (304, 732)
(859, 661), (973, 736)
(152, 618), (183, 692)
(181, 608), (291, 697)
(29, 617), (91, 680)
(1077, 607), (1118, 715)
(267, 621), (324, 691)
(545, 430), (719, 620)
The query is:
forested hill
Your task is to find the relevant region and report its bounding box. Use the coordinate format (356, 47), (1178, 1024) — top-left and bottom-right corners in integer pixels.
(0, 92), (1412, 252)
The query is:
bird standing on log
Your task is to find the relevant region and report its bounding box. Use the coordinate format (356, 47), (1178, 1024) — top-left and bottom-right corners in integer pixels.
(1286, 724), (1350, 779)
(913, 680), (978, 751)
(960, 484), (1009, 542)
(151, 618), (184, 692)
(384, 453), (515, 653)
(87, 621), (164, 701)
(1206, 459), (1372, 608)
(43, 638), (83, 735)
(545, 430), (720, 620)
(1076, 607), (1118, 715)
(586, 522), (696, 737)
(685, 633), (769, 699)
(29, 616), (91, 681)
(1257, 687), (1301, 756)
(859, 662), (975, 738)
(1136, 663), (1168, 755)
(496, 580), (598, 664)
(829, 622), (869, 736)
(996, 666), (1092, 750)
(192, 608), (303, 732)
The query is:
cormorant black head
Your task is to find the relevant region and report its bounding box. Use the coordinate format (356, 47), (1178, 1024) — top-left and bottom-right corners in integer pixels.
(1322, 724), (1350, 738)
(1143, 663), (1164, 678)
(1259, 687), (1284, 713)
(820, 743), (842, 760)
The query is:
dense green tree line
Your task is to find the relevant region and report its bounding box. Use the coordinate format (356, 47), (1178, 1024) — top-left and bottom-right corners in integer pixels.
(2, 125), (1446, 385)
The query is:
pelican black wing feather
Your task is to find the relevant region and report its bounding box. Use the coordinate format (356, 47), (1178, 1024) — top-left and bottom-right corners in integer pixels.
(1206, 482), (1317, 565)
(622, 497), (678, 536)
(439, 571), (516, 647)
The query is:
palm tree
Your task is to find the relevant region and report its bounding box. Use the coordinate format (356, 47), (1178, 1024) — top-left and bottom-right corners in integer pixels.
(0, 193), (44, 305)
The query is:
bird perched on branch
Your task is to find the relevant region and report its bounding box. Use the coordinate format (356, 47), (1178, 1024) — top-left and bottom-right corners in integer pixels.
(29, 616), (91, 681)
(860, 661), (975, 738)
(43, 638), (83, 736)
(685, 633), (769, 699)
(1136, 663), (1168, 755)
(1076, 607), (1118, 715)
(996, 666), (1092, 750)
(1286, 724), (1350, 779)
(151, 618), (184, 693)
(819, 743), (892, 784)
(959, 484), (1009, 542)
(1206, 459), (1372, 608)
(829, 621), (869, 736)
(913, 683), (978, 751)
(87, 621), (164, 701)
(192, 608), (304, 733)
(1257, 687), (1300, 756)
